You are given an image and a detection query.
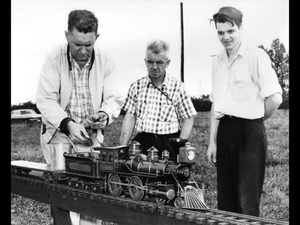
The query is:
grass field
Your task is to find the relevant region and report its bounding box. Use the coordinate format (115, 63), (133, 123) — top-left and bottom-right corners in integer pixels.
(11, 109), (289, 224)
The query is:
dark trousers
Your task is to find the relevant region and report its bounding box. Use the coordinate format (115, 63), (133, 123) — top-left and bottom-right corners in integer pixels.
(133, 131), (180, 158)
(216, 116), (267, 216)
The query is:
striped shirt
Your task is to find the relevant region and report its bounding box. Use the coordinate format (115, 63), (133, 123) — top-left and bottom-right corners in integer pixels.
(66, 54), (94, 127)
(122, 74), (197, 134)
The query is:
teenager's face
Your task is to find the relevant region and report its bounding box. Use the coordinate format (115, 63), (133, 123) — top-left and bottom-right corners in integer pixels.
(216, 22), (243, 52)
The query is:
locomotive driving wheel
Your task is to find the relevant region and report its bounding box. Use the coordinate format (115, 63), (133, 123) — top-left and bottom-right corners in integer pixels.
(128, 176), (145, 201)
(108, 174), (122, 197)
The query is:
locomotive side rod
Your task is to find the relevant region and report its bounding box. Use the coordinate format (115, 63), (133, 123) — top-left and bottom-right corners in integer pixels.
(11, 170), (289, 225)
(109, 180), (145, 189)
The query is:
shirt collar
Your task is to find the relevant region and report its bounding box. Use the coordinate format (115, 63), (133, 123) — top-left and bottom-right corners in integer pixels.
(220, 41), (247, 59)
(67, 44), (95, 71)
(236, 41), (247, 57)
(146, 73), (170, 89)
(69, 53), (91, 70)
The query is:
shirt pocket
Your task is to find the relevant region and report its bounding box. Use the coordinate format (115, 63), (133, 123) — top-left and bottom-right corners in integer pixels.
(136, 100), (148, 120)
(230, 65), (252, 101)
(159, 104), (177, 122)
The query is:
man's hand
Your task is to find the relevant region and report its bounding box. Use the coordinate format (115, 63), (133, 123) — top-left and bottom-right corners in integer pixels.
(207, 142), (217, 166)
(67, 121), (90, 144)
(89, 112), (108, 130)
(207, 103), (219, 167)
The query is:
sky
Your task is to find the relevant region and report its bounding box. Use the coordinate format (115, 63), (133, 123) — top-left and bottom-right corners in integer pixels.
(11, 0), (289, 105)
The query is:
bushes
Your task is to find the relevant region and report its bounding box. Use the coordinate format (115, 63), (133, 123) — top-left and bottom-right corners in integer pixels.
(191, 95), (212, 112)
(11, 101), (40, 114)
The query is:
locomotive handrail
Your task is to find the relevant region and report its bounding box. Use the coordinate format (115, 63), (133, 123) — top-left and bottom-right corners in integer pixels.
(123, 164), (158, 177)
(171, 173), (184, 192)
(122, 160), (165, 177)
(190, 175), (202, 190)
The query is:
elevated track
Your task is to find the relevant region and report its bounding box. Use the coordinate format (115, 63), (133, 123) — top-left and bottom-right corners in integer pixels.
(11, 161), (289, 225)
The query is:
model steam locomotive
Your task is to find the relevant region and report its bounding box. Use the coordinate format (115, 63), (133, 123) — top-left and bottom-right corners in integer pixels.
(57, 139), (208, 210)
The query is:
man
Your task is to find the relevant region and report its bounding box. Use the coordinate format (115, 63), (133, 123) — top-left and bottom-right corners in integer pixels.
(207, 6), (283, 216)
(36, 9), (123, 225)
(120, 39), (197, 158)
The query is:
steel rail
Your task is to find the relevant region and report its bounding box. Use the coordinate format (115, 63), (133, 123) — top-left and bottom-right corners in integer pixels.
(11, 170), (289, 225)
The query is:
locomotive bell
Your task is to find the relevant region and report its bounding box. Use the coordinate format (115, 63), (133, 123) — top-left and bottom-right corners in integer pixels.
(179, 142), (196, 163)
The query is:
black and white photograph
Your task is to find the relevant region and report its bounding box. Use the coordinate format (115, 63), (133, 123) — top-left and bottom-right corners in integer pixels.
(11, 0), (289, 224)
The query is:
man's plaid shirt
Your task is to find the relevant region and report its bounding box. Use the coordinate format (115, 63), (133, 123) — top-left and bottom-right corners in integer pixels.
(122, 74), (197, 134)
(66, 54), (94, 126)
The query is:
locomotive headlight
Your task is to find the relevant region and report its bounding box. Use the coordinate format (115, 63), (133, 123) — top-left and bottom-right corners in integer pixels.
(187, 151), (195, 160)
(179, 142), (196, 163)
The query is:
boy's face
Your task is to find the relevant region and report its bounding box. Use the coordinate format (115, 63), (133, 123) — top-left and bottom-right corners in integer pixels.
(216, 22), (243, 51)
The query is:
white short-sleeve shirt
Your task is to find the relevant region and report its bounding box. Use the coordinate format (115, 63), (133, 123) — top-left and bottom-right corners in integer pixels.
(210, 42), (282, 119)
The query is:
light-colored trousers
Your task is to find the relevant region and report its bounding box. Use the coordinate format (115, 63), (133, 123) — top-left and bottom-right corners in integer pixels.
(40, 131), (103, 225)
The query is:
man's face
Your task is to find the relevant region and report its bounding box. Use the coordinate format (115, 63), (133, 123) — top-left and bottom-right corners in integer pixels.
(65, 28), (99, 62)
(145, 50), (170, 81)
(216, 22), (242, 51)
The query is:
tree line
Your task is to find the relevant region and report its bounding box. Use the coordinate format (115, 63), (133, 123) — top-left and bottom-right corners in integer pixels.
(11, 95), (288, 115)
(258, 38), (289, 111)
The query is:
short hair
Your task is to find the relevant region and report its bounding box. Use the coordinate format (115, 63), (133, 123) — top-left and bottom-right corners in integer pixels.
(68, 9), (98, 34)
(146, 39), (170, 59)
(212, 6), (243, 28)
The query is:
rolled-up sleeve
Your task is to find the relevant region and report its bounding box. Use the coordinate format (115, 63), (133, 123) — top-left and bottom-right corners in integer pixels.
(122, 83), (137, 115)
(257, 49), (283, 98)
(177, 86), (197, 119)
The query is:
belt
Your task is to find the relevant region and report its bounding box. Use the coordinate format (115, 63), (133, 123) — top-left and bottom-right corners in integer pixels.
(222, 115), (241, 120)
(140, 131), (180, 138)
(221, 115), (262, 121)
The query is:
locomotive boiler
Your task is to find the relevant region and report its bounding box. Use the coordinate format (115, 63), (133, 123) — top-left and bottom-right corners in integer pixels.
(62, 140), (208, 210)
